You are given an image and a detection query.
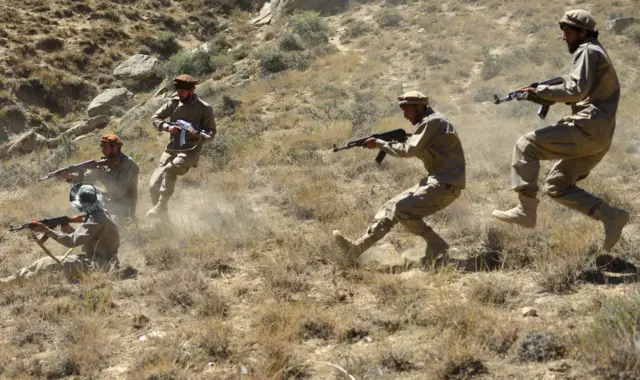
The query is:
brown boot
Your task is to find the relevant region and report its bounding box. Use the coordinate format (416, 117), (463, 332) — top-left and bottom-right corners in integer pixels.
(420, 229), (450, 267)
(332, 230), (379, 259)
(592, 203), (630, 251)
(146, 195), (169, 219)
(492, 193), (538, 228)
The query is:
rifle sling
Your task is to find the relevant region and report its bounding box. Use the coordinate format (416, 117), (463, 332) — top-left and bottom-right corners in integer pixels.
(28, 232), (62, 265)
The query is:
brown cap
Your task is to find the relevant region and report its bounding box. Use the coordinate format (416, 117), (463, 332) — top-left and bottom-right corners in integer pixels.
(398, 91), (429, 107)
(100, 133), (123, 147)
(173, 74), (197, 90)
(559, 9), (597, 32)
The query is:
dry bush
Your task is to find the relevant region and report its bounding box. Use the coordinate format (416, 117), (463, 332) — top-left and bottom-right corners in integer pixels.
(435, 353), (488, 380)
(517, 331), (566, 363)
(468, 275), (519, 305)
(578, 293), (640, 378)
(426, 294), (518, 354)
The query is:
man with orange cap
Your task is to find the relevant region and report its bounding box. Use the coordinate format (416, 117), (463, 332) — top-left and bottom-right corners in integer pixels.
(492, 10), (629, 252)
(147, 74), (217, 219)
(332, 91), (466, 266)
(60, 133), (139, 223)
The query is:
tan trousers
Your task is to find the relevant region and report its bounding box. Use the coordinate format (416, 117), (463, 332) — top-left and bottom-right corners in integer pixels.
(366, 180), (460, 241)
(511, 123), (610, 215)
(15, 255), (87, 280)
(149, 152), (192, 203)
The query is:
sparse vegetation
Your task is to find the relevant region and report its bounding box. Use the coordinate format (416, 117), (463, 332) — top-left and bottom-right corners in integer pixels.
(0, 1), (639, 379)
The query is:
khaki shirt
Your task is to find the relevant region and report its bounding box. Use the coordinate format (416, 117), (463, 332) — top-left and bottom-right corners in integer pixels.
(376, 110), (466, 189)
(536, 38), (620, 142)
(72, 153), (139, 220)
(152, 94), (217, 166)
(46, 211), (120, 265)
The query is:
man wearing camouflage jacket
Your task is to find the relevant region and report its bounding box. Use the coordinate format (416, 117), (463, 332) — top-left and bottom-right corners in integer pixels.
(333, 91), (466, 265)
(147, 74), (217, 219)
(493, 9), (629, 252)
(63, 134), (139, 223)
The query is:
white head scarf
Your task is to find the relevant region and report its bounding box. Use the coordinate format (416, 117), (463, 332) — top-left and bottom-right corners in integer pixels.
(69, 183), (106, 214)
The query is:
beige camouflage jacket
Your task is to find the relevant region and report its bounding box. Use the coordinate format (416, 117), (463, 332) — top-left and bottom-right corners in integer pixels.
(535, 37), (620, 142)
(152, 94), (217, 166)
(45, 211), (120, 265)
(376, 110), (466, 189)
(72, 153), (139, 220)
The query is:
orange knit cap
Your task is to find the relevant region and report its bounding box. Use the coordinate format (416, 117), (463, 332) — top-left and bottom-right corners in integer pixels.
(100, 133), (123, 147)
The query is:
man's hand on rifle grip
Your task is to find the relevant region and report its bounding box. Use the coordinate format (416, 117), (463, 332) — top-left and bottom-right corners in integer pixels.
(61, 224), (74, 234)
(31, 221), (49, 234)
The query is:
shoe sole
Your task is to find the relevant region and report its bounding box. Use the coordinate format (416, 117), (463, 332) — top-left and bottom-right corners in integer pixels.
(492, 212), (536, 229)
(603, 210), (630, 251)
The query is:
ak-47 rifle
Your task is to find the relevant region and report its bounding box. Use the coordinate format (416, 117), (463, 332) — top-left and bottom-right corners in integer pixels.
(332, 128), (410, 164)
(37, 158), (116, 182)
(170, 120), (212, 147)
(9, 214), (87, 232)
(493, 77), (564, 119)
(9, 214), (87, 264)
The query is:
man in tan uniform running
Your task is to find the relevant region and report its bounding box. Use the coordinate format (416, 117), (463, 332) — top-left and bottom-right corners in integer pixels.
(333, 91), (466, 264)
(147, 74), (217, 219)
(493, 10), (629, 252)
(61, 134), (139, 223)
(1, 183), (120, 282)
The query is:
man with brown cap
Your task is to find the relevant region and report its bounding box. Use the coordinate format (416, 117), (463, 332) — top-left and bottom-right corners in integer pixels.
(147, 74), (217, 219)
(60, 133), (139, 223)
(492, 9), (629, 252)
(333, 91), (466, 265)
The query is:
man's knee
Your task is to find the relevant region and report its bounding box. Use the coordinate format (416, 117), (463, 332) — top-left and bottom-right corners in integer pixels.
(544, 175), (571, 198)
(394, 197), (419, 221)
(514, 133), (536, 158)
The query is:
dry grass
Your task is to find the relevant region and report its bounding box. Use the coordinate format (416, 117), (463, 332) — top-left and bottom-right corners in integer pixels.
(0, 0), (639, 379)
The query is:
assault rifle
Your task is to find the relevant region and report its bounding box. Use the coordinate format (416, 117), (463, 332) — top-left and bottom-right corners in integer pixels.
(170, 120), (212, 147)
(493, 77), (564, 119)
(37, 158), (117, 182)
(9, 214), (87, 232)
(332, 128), (410, 164)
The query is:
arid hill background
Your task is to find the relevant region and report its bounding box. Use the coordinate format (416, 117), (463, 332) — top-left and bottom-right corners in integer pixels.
(0, 0), (639, 379)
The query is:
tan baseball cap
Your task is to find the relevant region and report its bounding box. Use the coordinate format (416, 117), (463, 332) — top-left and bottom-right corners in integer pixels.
(559, 9), (597, 32)
(398, 91), (429, 107)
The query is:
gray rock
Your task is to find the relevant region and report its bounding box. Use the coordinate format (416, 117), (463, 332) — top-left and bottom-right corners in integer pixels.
(61, 115), (110, 139)
(606, 17), (637, 34)
(119, 93), (168, 127)
(6, 129), (48, 155)
(548, 360), (571, 372)
(521, 307), (538, 317)
(48, 116), (110, 148)
(87, 88), (134, 117)
(113, 54), (159, 81)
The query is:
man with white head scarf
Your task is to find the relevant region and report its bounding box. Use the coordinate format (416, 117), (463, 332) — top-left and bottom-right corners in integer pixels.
(1, 184), (120, 282)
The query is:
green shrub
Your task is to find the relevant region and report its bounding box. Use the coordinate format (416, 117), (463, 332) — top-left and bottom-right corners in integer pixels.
(344, 20), (372, 38)
(232, 44), (251, 60)
(480, 47), (501, 80)
(290, 11), (331, 44)
(375, 8), (403, 28)
(160, 49), (231, 77)
(136, 32), (180, 58)
(258, 47), (290, 74)
(279, 33), (305, 52)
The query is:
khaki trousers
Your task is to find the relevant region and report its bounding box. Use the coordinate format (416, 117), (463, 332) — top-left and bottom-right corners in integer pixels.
(511, 122), (610, 215)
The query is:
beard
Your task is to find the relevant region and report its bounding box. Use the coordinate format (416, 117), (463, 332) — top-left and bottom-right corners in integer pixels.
(567, 40), (582, 54)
